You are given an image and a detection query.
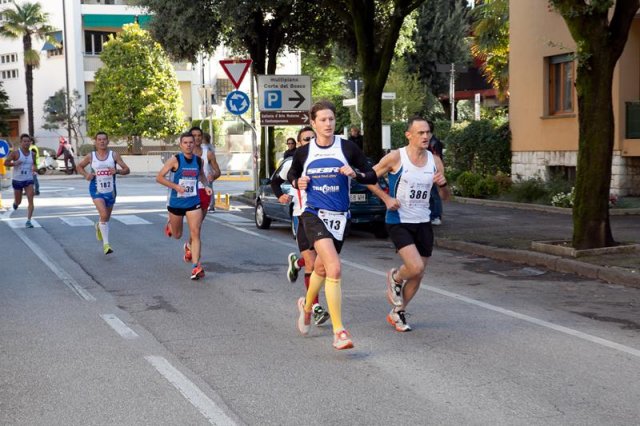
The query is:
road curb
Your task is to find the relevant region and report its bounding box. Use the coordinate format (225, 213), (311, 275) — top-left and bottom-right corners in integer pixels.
(453, 197), (640, 216)
(436, 239), (640, 289)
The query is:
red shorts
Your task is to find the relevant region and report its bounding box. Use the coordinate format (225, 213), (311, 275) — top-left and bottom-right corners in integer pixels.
(198, 188), (212, 212)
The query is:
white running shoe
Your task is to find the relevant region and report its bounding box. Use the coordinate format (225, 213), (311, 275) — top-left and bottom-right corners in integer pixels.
(387, 309), (411, 332)
(297, 297), (311, 335)
(386, 268), (403, 307)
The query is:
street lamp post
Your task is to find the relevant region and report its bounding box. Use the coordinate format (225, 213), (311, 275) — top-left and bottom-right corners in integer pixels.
(62, 0), (73, 150)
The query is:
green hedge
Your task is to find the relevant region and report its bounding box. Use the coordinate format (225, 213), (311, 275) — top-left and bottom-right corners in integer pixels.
(444, 119), (511, 176)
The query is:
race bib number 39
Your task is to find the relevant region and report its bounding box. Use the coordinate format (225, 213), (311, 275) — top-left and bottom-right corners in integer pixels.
(178, 178), (197, 198)
(318, 209), (347, 241)
(96, 169), (113, 194)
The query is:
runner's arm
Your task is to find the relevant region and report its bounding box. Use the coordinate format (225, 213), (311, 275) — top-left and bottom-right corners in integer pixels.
(434, 155), (450, 201)
(113, 152), (130, 176)
(342, 139), (378, 184)
(76, 154), (94, 180)
(4, 150), (19, 166)
(287, 145), (309, 189)
(155, 156), (182, 192)
(207, 150), (221, 181)
(367, 151), (401, 210)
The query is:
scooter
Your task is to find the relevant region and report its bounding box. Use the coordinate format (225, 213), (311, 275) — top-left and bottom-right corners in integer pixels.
(37, 151), (57, 175)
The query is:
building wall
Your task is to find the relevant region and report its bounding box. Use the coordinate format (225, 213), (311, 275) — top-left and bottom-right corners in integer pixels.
(509, 0), (640, 196)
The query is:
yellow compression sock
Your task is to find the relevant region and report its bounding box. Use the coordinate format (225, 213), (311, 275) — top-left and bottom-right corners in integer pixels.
(304, 272), (325, 312)
(324, 277), (343, 332)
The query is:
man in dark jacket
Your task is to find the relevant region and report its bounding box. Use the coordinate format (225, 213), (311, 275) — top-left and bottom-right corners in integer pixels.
(348, 126), (363, 151)
(427, 120), (444, 225)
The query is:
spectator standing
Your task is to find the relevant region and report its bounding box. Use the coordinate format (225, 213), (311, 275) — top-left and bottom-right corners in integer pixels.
(283, 137), (297, 159)
(29, 137), (40, 195)
(57, 136), (77, 174)
(427, 120), (444, 225)
(348, 126), (364, 151)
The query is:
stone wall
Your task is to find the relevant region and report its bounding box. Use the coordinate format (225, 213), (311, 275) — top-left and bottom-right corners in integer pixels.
(511, 151), (640, 196)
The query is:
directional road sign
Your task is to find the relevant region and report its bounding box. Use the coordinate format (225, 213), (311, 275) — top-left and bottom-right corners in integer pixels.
(225, 90), (250, 116)
(219, 59), (252, 89)
(0, 139), (9, 159)
(260, 111), (311, 126)
(257, 75), (311, 112)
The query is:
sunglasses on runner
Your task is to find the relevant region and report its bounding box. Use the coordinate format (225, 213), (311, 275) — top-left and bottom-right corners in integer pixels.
(302, 136), (313, 142)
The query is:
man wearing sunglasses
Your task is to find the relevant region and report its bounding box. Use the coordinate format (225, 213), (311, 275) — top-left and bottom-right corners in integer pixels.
(271, 127), (330, 327)
(283, 137), (297, 159)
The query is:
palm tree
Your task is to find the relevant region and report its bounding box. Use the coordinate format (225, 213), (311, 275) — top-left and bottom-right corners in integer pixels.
(470, 0), (509, 100)
(0, 2), (56, 136)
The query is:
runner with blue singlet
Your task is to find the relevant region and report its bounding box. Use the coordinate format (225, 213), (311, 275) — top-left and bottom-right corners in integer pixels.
(156, 132), (212, 280)
(287, 100), (378, 350)
(76, 132), (130, 254)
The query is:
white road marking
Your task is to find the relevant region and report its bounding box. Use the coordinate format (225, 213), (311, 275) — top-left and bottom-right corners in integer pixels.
(5, 218), (42, 228)
(214, 218), (640, 359)
(211, 213), (252, 223)
(145, 356), (237, 426)
(112, 215), (152, 225)
(8, 227), (96, 301)
(60, 216), (94, 226)
(100, 314), (139, 339)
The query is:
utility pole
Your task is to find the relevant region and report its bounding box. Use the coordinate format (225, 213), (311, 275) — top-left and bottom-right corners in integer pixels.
(62, 0), (72, 150)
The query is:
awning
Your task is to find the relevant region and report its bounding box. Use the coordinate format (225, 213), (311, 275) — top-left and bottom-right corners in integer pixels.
(82, 14), (151, 29)
(41, 31), (62, 51)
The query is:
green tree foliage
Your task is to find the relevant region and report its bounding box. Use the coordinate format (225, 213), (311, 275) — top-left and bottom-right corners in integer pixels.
(42, 89), (86, 146)
(548, 0), (639, 249)
(408, 0), (471, 100)
(444, 119), (511, 176)
(470, 0), (509, 100)
(381, 58), (426, 122)
(301, 51), (351, 132)
(0, 82), (10, 136)
(323, 0), (428, 160)
(136, 0), (344, 177)
(0, 1), (56, 136)
(87, 24), (184, 152)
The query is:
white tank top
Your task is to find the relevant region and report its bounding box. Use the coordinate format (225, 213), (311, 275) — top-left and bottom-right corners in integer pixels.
(388, 147), (436, 224)
(12, 149), (34, 182)
(278, 158), (307, 217)
(91, 151), (116, 194)
(201, 144), (213, 178)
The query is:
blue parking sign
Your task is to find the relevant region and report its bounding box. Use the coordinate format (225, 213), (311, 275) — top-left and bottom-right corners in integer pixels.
(264, 90), (282, 109)
(0, 139), (9, 159)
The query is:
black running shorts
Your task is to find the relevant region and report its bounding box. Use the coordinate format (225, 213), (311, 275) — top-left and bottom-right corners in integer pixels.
(167, 204), (201, 216)
(295, 217), (312, 252)
(301, 211), (345, 254)
(387, 222), (434, 257)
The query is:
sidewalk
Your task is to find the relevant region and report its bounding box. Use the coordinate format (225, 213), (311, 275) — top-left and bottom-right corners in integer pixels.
(434, 198), (639, 288)
(234, 193), (639, 288)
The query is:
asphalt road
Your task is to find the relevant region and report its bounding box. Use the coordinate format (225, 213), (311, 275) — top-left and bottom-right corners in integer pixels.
(2, 176), (640, 425)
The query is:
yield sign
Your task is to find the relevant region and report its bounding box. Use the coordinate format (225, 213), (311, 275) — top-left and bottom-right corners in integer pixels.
(219, 59), (253, 89)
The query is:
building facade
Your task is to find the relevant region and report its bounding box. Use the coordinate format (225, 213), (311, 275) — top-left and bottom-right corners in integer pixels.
(509, 1), (640, 196)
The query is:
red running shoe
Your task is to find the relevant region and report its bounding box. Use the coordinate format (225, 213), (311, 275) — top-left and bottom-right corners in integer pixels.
(190, 263), (205, 280)
(183, 243), (192, 262)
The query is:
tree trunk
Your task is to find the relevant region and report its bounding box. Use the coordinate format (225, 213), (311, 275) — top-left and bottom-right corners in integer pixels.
(552, 0), (640, 250)
(571, 57), (616, 249)
(361, 79), (384, 160)
(23, 34), (34, 136)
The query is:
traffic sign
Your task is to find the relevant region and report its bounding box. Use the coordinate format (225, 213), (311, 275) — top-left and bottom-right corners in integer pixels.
(260, 111), (310, 126)
(225, 90), (250, 116)
(382, 92), (396, 100)
(342, 98), (357, 107)
(219, 59), (252, 89)
(257, 75), (311, 112)
(0, 139), (9, 159)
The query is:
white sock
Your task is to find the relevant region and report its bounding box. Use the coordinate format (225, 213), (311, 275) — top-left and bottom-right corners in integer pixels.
(99, 222), (110, 245)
